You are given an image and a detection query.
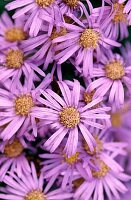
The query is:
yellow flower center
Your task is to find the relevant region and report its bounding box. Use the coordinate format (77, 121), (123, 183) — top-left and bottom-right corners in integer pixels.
(83, 91), (101, 108)
(5, 28), (27, 42)
(80, 29), (100, 49)
(6, 49), (24, 69)
(64, 152), (80, 164)
(25, 190), (46, 200)
(60, 107), (80, 128)
(4, 139), (23, 158)
(50, 27), (67, 40)
(111, 112), (122, 127)
(62, 0), (78, 8)
(83, 91), (95, 104)
(113, 3), (127, 23)
(35, 0), (55, 7)
(73, 178), (84, 189)
(92, 160), (110, 178)
(15, 94), (34, 116)
(83, 136), (103, 156)
(105, 60), (125, 80)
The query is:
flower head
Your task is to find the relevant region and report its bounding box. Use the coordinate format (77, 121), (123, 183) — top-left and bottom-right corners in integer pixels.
(0, 137), (31, 181)
(0, 74), (51, 140)
(0, 12), (27, 50)
(0, 46), (45, 83)
(0, 162), (73, 200)
(88, 50), (131, 108)
(6, 0), (62, 37)
(52, 4), (121, 76)
(92, 0), (129, 40)
(32, 80), (110, 156)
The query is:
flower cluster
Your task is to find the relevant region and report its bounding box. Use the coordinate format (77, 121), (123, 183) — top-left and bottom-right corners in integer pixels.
(0, 0), (131, 199)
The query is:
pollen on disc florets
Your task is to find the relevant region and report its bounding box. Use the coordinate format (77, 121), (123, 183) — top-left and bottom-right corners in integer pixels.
(35, 0), (55, 7)
(15, 94), (34, 116)
(83, 91), (95, 104)
(113, 3), (127, 23)
(63, 0), (78, 8)
(105, 60), (125, 80)
(60, 107), (80, 128)
(25, 190), (46, 200)
(50, 27), (67, 40)
(4, 139), (23, 158)
(73, 178), (84, 189)
(111, 112), (122, 127)
(6, 49), (24, 69)
(80, 28), (100, 49)
(64, 152), (80, 164)
(5, 28), (27, 42)
(83, 136), (103, 156)
(92, 160), (110, 178)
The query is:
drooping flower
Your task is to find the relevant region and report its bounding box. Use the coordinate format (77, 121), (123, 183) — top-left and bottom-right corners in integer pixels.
(0, 137), (31, 181)
(74, 159), (131, 200)
(6, 0), (62, 37)
(0, 162), (73, 200)
(32, 80), (110, 156)
(0, 74), (51, 140)
(88, 50), (131, 108)
(92, 0), (129, 40)
(0, 46), (45, 83)
(52, 6), (121, 76)
(0, 12), (27, 50)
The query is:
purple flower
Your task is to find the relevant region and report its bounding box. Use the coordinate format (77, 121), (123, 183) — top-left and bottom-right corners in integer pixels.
(57, 0), (86, 15)
(0, 74), (51, 140)
(92, 0), (129, 40)
(52, 8), (121, 76)
(0, 46), (45, 82)
(74, 159), (131, 200)
(21, 24), (67, 70)
(6, 0), (62, 37)
(32, 80), (110, 155)
(0, 12), (27, 50)
(113, 183), (131, 200)
(0, 137), (31, 181)
(119, 0), (131, 24)
(40, 147), (89, 190)
(88, 50), (131, 108)
(0, 162), (73, 200)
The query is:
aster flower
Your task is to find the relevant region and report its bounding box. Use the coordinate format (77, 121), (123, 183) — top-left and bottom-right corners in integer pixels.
(119, 0), (131, 24)
(92, 0), (129, 40)
(74, 159), (131, 200)
(52, 8), (121, 76)
(0, 46), (45, 83)
(40, 142), (95, 190)
(0, 137), (31, 181)
(57, 0), (87, 16)
(21, 24), (67, 70)
(0, 12), (27, 50)
(6, 0), (62, 37)
(0, 162), (73, 200)
(32, 80), (110, 156)
(0, 74), (51, 140)
(88, 50), (131, 108)
(65, 79), (112, 132)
